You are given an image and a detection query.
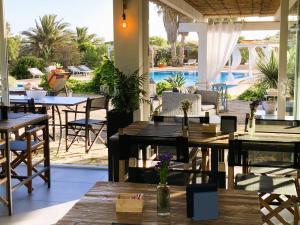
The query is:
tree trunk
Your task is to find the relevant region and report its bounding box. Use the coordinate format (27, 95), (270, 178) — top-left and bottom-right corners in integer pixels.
(170, 42), (177, 67)
(178, 34), (186, 66)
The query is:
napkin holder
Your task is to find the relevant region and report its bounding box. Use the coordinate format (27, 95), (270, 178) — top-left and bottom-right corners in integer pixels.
(187, 183), (218, 221)
(116, 193), (144, 213)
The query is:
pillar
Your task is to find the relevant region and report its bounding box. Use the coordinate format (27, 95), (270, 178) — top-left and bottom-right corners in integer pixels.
(113, 0), (150, 121)
(0, 0), (9, 106)
(197, 23), (208, 90)
(278, 0), (289, 119)
(294, 0), (300, 119)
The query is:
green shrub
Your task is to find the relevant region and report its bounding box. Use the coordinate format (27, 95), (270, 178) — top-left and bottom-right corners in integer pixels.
(90, 57), (115, 95)
(238, 84), (266, 101)
(11, 56), (46, 79)
(67, 78), (94, 93)
(156, 81), (172, 96)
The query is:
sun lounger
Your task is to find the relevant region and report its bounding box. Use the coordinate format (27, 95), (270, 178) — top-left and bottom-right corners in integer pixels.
(28, 68), (44, 78)
(45, 66), (56, 73)
(184, 59), (197, 66)
(68, 66), (81, 75)
(77, 65), (93, 76)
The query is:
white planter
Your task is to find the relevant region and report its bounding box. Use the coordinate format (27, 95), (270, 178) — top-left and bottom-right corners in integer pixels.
(262, 101), (277, 114)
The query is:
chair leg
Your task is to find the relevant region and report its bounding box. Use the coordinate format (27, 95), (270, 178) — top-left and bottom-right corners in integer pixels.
(85, 126), (89, 153)
(86, 125), (105, 153)
(65, 123), (68, 152)
(26, 134), (33, 194)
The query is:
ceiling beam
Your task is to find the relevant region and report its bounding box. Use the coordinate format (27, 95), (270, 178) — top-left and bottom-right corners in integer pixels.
(179, 22), (280, 33)
(157, 0), (204, 21)
(242, 22), (280, 30)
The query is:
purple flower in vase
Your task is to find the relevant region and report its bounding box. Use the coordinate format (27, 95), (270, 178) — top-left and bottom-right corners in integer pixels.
(155, 152), (173, 185)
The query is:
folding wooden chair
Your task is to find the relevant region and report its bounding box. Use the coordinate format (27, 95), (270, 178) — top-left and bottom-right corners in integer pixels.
(65, 97), (108, 153)
(258, 192), (300, 225)
(0, 125), (49, 194)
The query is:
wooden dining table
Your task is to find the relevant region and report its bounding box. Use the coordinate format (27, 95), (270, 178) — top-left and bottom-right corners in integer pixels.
(56, 181), (262, 225)
(0, 112), (50, 215)
(108, 121), (233, 183)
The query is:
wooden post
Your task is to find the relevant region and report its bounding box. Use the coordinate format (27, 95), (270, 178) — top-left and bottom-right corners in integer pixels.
(227, 133), (235, 190)
(0, 0), (9, 106)
(277, 0), (289, 119)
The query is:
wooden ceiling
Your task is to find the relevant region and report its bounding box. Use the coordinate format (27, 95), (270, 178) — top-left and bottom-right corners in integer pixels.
(184, 0), (281, 17)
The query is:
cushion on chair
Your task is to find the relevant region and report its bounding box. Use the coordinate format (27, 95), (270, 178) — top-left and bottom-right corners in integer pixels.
(201, 104), (215, 111)
(67, 118), (106, 126)
(0, 140), (39, 152)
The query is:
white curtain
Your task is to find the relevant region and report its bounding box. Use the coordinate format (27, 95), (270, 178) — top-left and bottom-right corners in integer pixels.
(206, 23), (242, 86)
(231, 47), (242, 69)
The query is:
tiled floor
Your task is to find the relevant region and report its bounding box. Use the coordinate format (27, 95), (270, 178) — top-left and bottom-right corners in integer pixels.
(0, 166), (108, 225)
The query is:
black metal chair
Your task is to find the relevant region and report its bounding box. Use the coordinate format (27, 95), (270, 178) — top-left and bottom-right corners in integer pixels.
(65, 97), (108, 153)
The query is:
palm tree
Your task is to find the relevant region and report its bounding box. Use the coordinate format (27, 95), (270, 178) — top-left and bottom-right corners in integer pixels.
(158, 6), (178, 67)
(22, 14), (70, 62)
(74, 27), (98, 52)
(178, 15), (191, 66)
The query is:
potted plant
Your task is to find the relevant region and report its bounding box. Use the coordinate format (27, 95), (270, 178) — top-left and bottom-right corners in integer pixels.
(257, 51), (279, 115)
(157, 58), (167, 68)
(102, 59), (148, 137)
(262, 94), (277, 114)
(165, 72), (186, 92)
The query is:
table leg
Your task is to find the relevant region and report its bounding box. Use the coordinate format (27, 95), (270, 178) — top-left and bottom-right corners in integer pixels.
(43, 119), (51, 188)
(119, 160), (126, 182)
(5, 131), (12, 215)
(51, 106), (55, 141)
(228, 166), (234, 190)
(55, 105), (63, 153)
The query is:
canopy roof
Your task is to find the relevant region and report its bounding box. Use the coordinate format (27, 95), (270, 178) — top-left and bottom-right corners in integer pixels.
(183, 0), (281, 17)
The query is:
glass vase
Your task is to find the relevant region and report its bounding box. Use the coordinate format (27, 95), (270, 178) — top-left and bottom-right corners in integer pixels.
(247, 118), (256, 136)
(157, 183), (170, 216)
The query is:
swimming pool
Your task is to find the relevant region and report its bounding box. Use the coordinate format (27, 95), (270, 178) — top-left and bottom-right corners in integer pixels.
(150, 71), (248, 86)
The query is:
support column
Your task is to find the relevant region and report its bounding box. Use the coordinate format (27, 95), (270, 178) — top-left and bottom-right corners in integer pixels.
(113, 0), (150, 121)
(278, 0), (289, 119)
(0, 0), (9, 106)
(294, 0), (300, 119)
(197, 24), (208, 90)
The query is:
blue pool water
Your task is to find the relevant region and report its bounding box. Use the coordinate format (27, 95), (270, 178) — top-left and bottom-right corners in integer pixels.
(150, 71), (248, 86)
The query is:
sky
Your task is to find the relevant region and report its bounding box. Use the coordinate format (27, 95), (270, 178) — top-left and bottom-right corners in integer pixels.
(5, 0), (277, 42)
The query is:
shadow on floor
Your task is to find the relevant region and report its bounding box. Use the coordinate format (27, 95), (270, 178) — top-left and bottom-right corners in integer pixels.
(0, 166), (108, 225)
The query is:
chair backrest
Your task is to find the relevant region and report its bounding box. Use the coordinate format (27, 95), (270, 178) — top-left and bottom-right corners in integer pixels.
(162, 92), (202, 116)
(228, 139), (300, 169)
(258, 193), (300, 225)
(245, 114), (300, 134)
(194, 90), (219, 105)
(153, 115), (209, 124)
(27, 98), (47, 114)
(85, 97), (108, 119)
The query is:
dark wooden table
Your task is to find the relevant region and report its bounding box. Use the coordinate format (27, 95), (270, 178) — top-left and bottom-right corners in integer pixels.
(0, 113), (50, 215)
(108, 121), (232, 183)
(56, 181), (262, 225)
(10, 95), (87, 151)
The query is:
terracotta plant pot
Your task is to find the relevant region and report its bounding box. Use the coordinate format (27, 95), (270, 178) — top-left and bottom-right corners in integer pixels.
(262, 101), (277, 114)
(158, 64), (166, 68)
